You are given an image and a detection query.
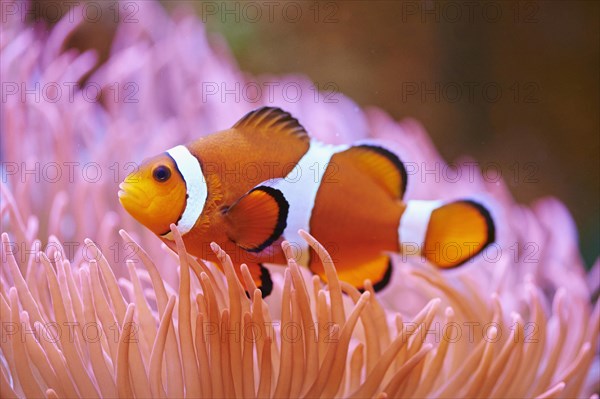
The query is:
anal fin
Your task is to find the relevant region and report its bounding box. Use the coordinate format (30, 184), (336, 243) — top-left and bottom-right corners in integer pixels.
(310, 253), (393, 292)
(238, 263), (273, 298)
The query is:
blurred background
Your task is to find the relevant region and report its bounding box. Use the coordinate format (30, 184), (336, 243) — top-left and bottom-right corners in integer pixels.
(28, 0), (599, 267)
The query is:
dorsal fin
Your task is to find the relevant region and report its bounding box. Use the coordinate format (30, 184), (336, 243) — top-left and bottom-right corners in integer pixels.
(232, 107), (309, 142)
(339, 144), (408, 199)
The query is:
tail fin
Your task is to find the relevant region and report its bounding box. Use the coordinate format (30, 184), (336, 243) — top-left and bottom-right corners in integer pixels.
(400, 200), (495, 268)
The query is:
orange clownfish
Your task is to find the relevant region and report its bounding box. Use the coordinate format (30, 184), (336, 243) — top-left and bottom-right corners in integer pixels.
(118, 107), (495, 296)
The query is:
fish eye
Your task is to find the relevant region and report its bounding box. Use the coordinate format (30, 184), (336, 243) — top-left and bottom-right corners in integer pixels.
(152, 165), (171, 182)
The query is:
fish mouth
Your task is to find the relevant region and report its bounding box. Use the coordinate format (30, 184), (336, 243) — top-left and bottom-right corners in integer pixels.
(118, 182), (150, 210)
(118, 182), (133, 202)
(118, 182), (127, 199)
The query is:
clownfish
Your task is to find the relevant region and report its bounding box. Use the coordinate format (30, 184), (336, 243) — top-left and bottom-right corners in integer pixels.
(118, 107), (495, 296)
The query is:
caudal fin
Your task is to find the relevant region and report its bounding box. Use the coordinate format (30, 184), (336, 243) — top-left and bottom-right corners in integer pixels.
(400, 200), (495, 268)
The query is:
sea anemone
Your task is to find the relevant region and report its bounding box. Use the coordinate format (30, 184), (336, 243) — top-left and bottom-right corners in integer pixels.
(1, 1), (598, 398)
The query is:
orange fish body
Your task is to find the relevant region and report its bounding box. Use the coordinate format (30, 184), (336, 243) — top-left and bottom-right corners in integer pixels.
(119, 107), (494, 296)
(166, 112), (309, 262)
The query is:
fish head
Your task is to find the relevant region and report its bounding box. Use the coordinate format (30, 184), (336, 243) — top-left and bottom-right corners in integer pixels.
(118, 153), (187, 236)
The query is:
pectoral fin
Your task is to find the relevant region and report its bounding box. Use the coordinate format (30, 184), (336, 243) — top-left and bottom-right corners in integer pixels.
(225, 186), (289, 253)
